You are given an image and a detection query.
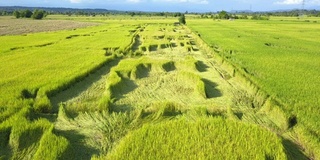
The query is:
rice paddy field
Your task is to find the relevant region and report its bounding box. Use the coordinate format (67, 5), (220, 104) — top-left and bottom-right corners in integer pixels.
(0, 15), (319, 159)
(188, 18), (320, 159)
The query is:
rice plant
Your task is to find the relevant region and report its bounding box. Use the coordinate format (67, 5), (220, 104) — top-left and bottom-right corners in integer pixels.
(188, 18), (320, 158)
(101, 117), (287, 160)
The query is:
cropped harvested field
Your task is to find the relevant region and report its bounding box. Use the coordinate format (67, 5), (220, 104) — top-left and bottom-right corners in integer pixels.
(0, 16), (99, 35)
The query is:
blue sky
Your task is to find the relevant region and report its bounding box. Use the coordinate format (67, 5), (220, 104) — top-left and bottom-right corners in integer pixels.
(0, 0), (319, 12)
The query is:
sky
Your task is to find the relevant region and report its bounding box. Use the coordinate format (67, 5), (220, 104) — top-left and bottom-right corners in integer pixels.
(0, 0), (319, 12)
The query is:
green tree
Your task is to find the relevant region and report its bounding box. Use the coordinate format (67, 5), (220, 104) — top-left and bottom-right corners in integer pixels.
(23, 10), (33, 18)
(179, 14), (186, 25)
(1, 11), (8, 16)
(240, 15), (248, 19)
(218, 10), (229, 19)
(32, 10), (45, 20)
(174, 12), (181, 17)
(129, 12), (135, 17)
(13, 10), (21, 18)
(251, 15), (259, 20)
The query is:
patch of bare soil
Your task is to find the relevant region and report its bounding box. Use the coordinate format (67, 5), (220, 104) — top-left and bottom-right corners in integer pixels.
(0, 18), (100, 36)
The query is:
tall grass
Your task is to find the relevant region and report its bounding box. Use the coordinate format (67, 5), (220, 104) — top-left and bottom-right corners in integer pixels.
(136, 23), (195, 53)
(33, 126), (69, 160)
(56, 105), (140, 157)
(101, 117), (287, 160)
(1, 18), (310, 159)
(188, 18), (320, 158)
(0, 23), (137, 113)
(0, 20), (139, 159)
(0, 106), (69, 159)
(177, 71), (206, 98)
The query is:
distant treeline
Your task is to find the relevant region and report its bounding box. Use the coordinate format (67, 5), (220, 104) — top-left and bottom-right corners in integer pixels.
(197, 9), (320, 20)
(13, 9), (46, 19)
(0, 6), (184, 17)
(0, 6), (320, 18)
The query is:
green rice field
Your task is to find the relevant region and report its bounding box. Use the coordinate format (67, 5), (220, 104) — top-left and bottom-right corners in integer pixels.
(0, 15), (319, 159)
(188, 18), (320, 158)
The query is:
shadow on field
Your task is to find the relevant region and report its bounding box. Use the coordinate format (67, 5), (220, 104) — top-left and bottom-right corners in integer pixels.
(19, 127), (43, 150)
(162, 61), (176, 72)
(135, 64), (151, 79)
(196, 61), (209, 72)
(282, 138), (309, 160)
(115, 78), (138, 97)
(132, 35), (142, 52)
(203, 79), (222, 98)
(0, 128), (12, 159)
(0, 149), (12, 160)
(149, 45), (158, 52)
(50, 59), (121, 113)
(56, 130), (99, 160)
(110, 104), (133, 112)
(171, 42), (178, 48)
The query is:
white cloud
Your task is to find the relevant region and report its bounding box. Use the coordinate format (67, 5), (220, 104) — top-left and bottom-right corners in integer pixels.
(152, 0), (209, 4)
(127, 0), (143, 3)
(309, 0), (320, 5)
(67, 0), (209, 4)
(69, 0), (95, 3)
(275, 0), (320, 5)
(275, 0), (302, 5)
(191, 0), (209, 4)
(70, 0), (82, 3)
